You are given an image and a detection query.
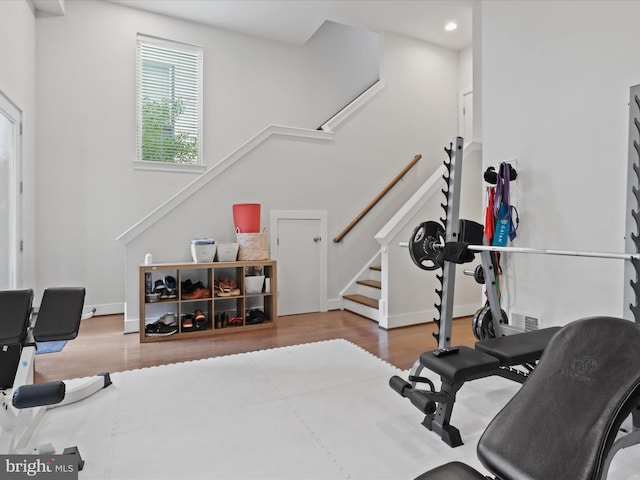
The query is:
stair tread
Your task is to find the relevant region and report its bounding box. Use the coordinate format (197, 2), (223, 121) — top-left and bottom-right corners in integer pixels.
(357, 279), (381, 289)
(344, 294), (379, 309)
(370, 265), (381, 271)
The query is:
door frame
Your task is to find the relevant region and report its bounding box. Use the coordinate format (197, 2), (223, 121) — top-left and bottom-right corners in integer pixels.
(458, 86), (473, 144)
(269, 210), (328, 313)
(0, 89), (22, 289)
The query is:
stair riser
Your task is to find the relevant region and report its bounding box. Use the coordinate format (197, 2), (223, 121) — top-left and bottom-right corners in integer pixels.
(367, 269), (381, 282)
(356, 284), (381, 299)
(343, 299), (380, 322)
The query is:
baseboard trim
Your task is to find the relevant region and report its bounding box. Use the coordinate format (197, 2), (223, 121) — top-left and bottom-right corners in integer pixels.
(124, 318), (139, 334)
(384, 303), (480, 329)
(86, 302), (124, 317)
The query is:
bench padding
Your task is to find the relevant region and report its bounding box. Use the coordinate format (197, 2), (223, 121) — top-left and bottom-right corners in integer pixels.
(0, 289), (33, 346)
(475, 326), (561, 365)
(420, 346), (500, 383)
(13, 381), (65, 409)
(33, 288), (85, 342)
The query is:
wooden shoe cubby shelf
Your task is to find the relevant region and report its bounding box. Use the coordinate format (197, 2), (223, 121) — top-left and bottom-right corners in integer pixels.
(139, 260), (277, 343)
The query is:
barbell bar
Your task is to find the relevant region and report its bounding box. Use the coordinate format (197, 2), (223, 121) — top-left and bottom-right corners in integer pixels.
(399, 241), (640, 261)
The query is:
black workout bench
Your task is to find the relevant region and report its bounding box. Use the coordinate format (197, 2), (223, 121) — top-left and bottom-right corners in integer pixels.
(414, 317), (640, 480)
(390, 326), (561, 447)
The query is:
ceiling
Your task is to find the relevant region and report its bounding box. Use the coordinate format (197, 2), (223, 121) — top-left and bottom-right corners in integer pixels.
(108, 0), (475, 50)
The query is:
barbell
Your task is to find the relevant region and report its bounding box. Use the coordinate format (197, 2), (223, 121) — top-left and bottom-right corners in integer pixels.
(404, 221), (640, 271)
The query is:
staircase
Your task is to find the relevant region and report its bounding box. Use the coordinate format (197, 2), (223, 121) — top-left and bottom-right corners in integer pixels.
(339, 142), (483, 330)
(343, 264), (382, 321)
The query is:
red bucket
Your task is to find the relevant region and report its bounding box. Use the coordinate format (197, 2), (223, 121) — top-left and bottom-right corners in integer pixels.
(233, 203), (261, 233)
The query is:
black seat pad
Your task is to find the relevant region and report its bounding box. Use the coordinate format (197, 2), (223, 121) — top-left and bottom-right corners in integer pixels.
(33, 288), (85, 342)
(420, 346), (500, 383)
(0, 289), (33, 345)
(475, 326), (561, 365)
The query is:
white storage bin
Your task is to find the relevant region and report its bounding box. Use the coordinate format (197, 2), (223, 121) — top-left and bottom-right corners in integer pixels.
(244, 275), (265, 294)
(191, 244), (217, 263)
(216, 243), (239, 262)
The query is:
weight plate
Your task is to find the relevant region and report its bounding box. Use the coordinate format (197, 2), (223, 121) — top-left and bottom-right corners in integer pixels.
(408, 221), (445, 271)
(472, 306), (489, 340)
(472, 306), (508, 340)
(473, 264), (485, 284)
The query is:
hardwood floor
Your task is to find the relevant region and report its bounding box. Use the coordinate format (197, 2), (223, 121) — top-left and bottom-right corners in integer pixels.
(33, 310), (477, 383)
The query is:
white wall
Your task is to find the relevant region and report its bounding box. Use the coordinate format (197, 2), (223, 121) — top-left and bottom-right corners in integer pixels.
(0, 1), (36, 291)
(34, 0), (380, 312)
(480, 0), (640, 326)
(458, 45), (473, 99)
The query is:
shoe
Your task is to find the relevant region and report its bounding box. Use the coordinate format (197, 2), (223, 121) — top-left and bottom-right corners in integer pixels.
(194, 310), (206, 322)
(182, 287), (212, 300)
(154, 279), (167, 294)
(154, 279), (174, 299)
(157, 312), (177, 326)
(164, 275), (176, 290)
(246, 309), (267, 325)
(181, 279), (195, 294)
(145, 322), (177, 337)
(228, 316), (243, 327)
(164, 276), (178, 298)
(182, 313), (194, 330)
(215, 312), (228, 329)
(216, 277), (240, 297)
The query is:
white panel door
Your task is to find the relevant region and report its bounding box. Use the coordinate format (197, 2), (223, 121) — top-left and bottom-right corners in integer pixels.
(0, 92), (21, 289)
(275, 217), (324, 316)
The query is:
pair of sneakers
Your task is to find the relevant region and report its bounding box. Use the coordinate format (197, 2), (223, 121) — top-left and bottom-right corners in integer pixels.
(246, 309), (268, 325)
(145, 312), (178, 336)
(181, 310), (207, 331)
(154, 276), (177, 299)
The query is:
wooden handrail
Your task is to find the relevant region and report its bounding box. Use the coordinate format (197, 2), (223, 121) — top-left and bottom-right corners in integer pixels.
(333, 154), (422, 243)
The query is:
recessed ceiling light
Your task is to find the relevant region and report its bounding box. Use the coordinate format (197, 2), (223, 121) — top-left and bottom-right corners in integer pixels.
(445, 22), (458, 32)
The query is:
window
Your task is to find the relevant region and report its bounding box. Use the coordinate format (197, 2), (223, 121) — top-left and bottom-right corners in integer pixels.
(136, 35), (203, 170)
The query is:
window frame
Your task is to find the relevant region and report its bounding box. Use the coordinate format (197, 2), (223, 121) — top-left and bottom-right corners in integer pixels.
(135, 34), (204, 173)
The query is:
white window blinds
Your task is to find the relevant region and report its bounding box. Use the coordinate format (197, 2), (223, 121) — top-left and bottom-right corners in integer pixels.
(137, 34), (203, 165)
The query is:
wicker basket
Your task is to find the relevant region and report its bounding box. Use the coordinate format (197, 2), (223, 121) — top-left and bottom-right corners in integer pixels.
(236, 229), (269, 261)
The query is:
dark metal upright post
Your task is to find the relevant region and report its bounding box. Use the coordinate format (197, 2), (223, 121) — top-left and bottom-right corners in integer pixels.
(437, 137), (465, 348)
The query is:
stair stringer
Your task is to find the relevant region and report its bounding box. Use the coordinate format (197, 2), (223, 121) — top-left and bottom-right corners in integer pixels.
(339, 251), (382, 322)
(118, 126), (334, 245)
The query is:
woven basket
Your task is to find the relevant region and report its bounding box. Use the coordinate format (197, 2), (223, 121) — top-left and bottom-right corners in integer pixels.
(236, 229), (269, 261)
